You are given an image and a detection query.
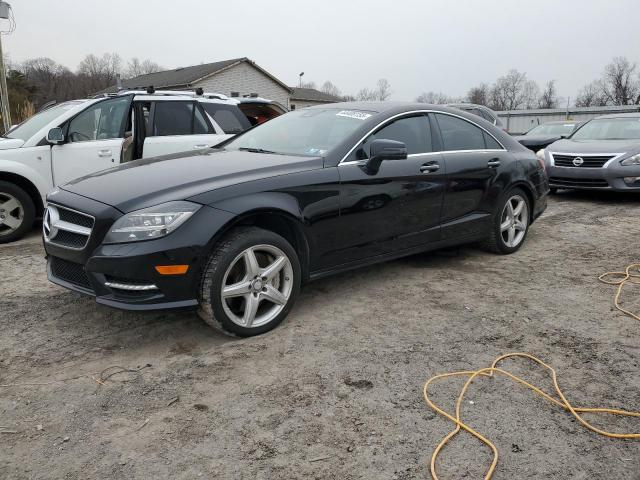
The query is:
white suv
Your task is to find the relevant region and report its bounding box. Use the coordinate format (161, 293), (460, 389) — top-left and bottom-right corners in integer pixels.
(0, 90), (279, 243)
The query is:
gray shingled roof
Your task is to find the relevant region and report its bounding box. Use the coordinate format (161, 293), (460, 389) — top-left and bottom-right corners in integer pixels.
(99, 57), (291, 94)
(290, 87), (342, 103)
(120, 58), (244, 89)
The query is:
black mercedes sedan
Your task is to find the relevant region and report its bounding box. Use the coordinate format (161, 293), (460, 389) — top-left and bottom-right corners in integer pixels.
(43, 102), (548, 336)
(514, 120), (584, 154)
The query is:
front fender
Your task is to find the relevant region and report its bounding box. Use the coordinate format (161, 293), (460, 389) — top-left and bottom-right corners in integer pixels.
(0, 158), (52, 201)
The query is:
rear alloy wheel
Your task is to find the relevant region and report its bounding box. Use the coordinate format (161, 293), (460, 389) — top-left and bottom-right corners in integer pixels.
(481, 188), (530, 254)
(198, 227), (301, 337)
(0, 181), (35, 244)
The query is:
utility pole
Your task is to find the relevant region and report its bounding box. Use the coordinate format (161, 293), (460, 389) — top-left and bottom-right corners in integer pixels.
(299, 72), (304, 88)
(0, 1), (12, 133)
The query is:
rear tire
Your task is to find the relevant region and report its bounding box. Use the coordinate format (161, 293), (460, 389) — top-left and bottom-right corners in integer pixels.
(198, 227), (301, 337)
(0, 181), (35, 244)
(481, 187), (530, 254)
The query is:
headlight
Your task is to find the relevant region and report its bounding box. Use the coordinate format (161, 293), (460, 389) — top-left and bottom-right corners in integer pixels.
(104, 201), (201, 244)
(536, 149), (546, 161)
(621, 153), (640, 166)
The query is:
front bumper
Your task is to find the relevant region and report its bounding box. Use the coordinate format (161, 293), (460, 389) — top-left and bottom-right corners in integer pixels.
(548, 163), (640, 191)
(44, 190), (235, 311)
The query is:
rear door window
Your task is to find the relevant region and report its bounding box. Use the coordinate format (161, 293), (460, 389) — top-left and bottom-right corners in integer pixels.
(150, 101), (213, 136)
(201, 103), (252, 134)
(435, 113), (486, 151)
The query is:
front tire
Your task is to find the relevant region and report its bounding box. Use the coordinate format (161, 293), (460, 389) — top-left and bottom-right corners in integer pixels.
(198, 227), (301, 337)
(549, 187), (558, 194)
(481, 188), (530, 254)
(0, 181), (35, 244)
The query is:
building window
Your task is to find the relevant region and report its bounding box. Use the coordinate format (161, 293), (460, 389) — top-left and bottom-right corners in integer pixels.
(291, 104), (296, 110)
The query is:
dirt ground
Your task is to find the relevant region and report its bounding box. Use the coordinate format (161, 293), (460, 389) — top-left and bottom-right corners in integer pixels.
(1, 191), (640, 480)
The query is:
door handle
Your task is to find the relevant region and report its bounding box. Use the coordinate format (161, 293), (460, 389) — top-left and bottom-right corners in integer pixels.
(98, 149), (112, 157)
(193, 144), (208, 149)
(420, 162), (440, 173)
(487, 159), (501, 168)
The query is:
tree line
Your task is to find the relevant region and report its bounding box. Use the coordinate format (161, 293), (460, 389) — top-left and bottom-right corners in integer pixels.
(7, 54), (640, 125)
(7, 53), (163, 123)
(301, 78), (392, 102)
(414, 56), (640, 110)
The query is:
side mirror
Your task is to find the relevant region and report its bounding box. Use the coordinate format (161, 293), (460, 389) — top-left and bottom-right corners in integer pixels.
(365, 139), (407, 173)
(46, 127), (65, 145)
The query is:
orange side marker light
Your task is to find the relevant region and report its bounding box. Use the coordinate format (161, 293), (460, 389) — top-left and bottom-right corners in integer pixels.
(155, 265), (189, 275)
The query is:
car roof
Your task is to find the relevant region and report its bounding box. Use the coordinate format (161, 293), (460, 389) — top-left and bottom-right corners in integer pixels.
(594, 112), (640, 119)
(305, 101), (478, 117)
(447, 103), (490, 110)
(537, 120), (581, 125)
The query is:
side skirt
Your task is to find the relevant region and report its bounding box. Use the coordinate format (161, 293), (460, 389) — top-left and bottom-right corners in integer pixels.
(307, 233), (486, 282)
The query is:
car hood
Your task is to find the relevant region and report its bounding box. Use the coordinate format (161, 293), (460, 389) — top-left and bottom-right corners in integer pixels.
(513, 134), (562, 150)
(0, 138), (25, 150)
(547, 138), (640, 155)
(61, 148), (324, 213)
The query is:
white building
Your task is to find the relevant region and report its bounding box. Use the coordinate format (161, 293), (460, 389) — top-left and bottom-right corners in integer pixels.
(105, 58), (342, 111)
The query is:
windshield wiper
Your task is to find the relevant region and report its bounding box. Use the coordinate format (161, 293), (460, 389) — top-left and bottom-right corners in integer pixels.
(238, 147), (278, 154)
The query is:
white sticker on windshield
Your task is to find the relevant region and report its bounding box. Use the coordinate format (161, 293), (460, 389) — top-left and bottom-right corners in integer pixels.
(336, 110), (372, 121)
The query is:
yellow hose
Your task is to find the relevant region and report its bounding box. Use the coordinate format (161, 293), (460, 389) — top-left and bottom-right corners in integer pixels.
(599, 263), (640, 321)
(423, 352), (640, 479)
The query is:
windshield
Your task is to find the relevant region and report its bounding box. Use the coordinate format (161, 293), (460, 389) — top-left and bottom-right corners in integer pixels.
(5, 101), (85, 142)
(527, 123), (576, 136)
(571, 117), (640, 140)
(224, 108), (374, 157)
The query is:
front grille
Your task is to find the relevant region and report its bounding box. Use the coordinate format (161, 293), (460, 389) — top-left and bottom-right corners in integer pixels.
(50, 257), (92, 290)
(552, 154), (614, 168)
(45, 204), (94, 250)
(52, 230), (89, 249)
(57, 208), (94, 229)
(549, 177), (610, 188)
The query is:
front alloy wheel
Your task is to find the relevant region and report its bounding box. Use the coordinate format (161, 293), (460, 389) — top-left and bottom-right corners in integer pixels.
(0, 181), (36, 244)
(198, 227), (301, 336)
(221, 245), (294, 328)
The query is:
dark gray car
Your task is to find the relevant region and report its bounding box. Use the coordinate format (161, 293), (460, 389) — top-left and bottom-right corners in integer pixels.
(544, 113), (640, 192)
(447, 103), (505, 130)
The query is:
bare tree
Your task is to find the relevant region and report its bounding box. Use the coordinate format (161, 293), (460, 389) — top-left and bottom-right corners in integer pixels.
(490, 69), (539, 110)
(125, 58), (163, 78)
(77, 53), (123, 93)
(376, 78), (391, 101)
(21, 57), (72, 106)
(320, 80), (341, 98)
(599, 56), (639, 105)
(415, 91), (451, 104)
(356, 87), (378, 101)
(299, 80), (317, 90)
(522, 80), (540, 109)
(537, 80), (558, 109)
(575, 81), (607, 107)
(466, 83), (490, 105)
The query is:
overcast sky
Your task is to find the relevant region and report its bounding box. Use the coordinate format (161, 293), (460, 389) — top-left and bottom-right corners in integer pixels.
(4, 0), (640, 102)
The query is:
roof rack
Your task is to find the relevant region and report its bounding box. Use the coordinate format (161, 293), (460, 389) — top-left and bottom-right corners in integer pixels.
(110, 87), (231, 101)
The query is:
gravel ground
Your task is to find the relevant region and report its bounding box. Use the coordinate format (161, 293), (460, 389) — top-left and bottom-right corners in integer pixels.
(1, 191), (639, 480)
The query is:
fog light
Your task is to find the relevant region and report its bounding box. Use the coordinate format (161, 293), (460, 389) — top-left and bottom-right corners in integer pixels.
(623, 176), (640, 186)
